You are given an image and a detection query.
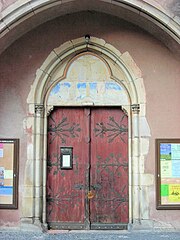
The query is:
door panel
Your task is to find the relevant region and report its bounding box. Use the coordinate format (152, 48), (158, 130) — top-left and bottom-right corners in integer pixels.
(90, 108), (128, 228)
(46, 107), (128, 229)
(46, 108), (89, 229)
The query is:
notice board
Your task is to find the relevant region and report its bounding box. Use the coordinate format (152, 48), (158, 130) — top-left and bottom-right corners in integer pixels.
(156, 139), (180, 209)
(0, 139), (19, 209)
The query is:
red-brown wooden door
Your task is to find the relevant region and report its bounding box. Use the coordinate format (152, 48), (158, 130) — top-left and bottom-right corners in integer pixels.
(90, 108), (128, 229)
(46, 107), (128, 230)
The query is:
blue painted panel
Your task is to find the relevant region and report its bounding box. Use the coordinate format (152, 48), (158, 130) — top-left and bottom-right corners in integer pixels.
(89, 83), (97, 89)
(50, 82), (71, 96)
(77, 83), (86, 89)
(50, 83), (60, 95)
(105, 83), (121, 90)
(62, 82), (71, 88)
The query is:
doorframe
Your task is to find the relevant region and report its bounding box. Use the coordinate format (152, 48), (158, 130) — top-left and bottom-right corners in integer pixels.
(23, 37), (151, 229)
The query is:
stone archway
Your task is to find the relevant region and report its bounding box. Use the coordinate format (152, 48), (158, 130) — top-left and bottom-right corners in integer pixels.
(0, 0), (179, 55)
(23, 37), (151, 229)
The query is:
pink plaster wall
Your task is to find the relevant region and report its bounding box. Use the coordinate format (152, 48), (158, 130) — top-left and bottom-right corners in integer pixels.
(0, 0), (16, 11)
(0, 11), (179, 227)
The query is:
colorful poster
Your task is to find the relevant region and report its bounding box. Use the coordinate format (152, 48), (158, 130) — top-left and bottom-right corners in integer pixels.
(171, 144), (180, 160)
(0, 140), (18, 207)
(158, 141), (180, 207)
(0, 167), (4, 187)
(172, 160), (180, 178)
(0, 186), (13, 195)
(168, 184), (180, 202)
(161, 184), (169, 196)
(161, 160), (172, 178)
(160, 143), (171, 160)
(4, 170), (13, 179)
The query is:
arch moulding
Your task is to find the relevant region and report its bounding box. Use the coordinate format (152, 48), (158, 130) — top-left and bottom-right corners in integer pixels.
(0, 0), (179, 55)
(23, 36), (151, 229)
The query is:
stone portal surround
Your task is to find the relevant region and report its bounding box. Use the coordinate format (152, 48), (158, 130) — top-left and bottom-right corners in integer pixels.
(1, 0), (179, 38)
(23, 37), (152, 229)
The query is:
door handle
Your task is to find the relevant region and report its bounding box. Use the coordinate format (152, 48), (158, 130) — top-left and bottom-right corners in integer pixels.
(87, 190), (95, 199)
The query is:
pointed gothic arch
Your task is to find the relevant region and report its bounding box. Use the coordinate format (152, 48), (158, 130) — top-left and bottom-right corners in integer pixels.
(23, 37), (151, 229)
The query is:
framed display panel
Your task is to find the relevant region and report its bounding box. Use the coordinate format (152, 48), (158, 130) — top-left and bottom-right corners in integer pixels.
(0, 139), (19, 209)
(156, 139), (180, 209)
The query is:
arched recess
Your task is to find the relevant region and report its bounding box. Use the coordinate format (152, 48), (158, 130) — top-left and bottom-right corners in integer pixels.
(0, 0), (179, 55)
(23, 37), (151, 228)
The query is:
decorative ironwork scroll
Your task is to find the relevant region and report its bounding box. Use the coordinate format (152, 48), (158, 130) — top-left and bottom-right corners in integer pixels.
(90, 153), (128, 224)
(48, 116), (81, 144)
(94, 115), (128, 143)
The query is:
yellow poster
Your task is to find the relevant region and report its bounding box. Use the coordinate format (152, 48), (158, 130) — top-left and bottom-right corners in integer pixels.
(169, 184), (180, 203)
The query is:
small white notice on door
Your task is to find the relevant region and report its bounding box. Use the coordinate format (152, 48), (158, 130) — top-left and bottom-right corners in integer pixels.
(62, 155), (71, 167)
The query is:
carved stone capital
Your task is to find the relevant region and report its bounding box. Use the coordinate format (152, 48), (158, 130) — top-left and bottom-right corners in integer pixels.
(35, 104), (44, 116)
(131, 104), (140, 114)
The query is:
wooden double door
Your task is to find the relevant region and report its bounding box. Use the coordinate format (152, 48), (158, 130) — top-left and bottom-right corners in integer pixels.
(46, 107), (128, 230)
